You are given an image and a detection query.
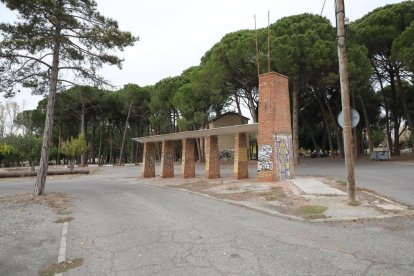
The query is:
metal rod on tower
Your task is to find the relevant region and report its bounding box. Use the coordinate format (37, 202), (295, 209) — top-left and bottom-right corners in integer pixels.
(254, 14), (260, 76)
(267, 11), (270, 72)
(335, 0), (356, 202)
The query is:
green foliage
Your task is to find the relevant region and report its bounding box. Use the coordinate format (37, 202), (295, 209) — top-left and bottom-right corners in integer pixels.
(11, 135), (42, 161)
(0, 135), (41, 166)
(372, 125), (386, 147)
(60, 133), (88, 160)
(149, 75), (189, 134)
(406, 134), (413, 148)
(172, 66), (227, 130)
(0, 0), (138, 96)
(353, 1), (414, 58)
(392, 21), (414, 72)
(270, 13), (337, 80)
(0, 143), (15, 165)
(200, 29), (258, 121)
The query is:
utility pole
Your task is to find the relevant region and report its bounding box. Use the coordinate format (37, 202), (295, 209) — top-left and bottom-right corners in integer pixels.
(335, 0), (356, 202)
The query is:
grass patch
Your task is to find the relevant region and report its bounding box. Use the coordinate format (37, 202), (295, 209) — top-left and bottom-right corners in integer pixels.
(260, 187), (286, 201)
(296, 205), (327, 218)
(214, 191), (258, 201)
(57, 208), (72, 215)
(54, 217), (74, 223)
(336, 179), (347, 186)
(39, 258), (83, 275)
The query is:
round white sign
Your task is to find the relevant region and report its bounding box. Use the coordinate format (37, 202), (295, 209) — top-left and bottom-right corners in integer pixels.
(338, 108), (360, 128)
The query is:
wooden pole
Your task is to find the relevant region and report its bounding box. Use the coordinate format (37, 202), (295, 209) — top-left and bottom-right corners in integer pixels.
(335, 0), (356, 202)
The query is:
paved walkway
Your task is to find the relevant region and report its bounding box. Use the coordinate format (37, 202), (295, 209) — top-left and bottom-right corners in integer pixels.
(290, 178), (346, 196)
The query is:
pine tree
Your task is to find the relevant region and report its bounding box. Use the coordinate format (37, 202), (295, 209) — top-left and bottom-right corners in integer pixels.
(0, 0), (138, 195)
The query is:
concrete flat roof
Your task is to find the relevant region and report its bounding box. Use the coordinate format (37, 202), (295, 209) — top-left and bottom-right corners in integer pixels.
(132, 123), (258, 143)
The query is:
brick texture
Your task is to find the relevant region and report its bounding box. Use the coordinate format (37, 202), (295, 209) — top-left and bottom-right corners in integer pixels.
(205, 135), (220, 179)
(257, 72), (293, 182)
(142, 142), (155, 178)
(161, 140), (174, 178)
(234, 133), (249, 179)
(181, 138), (195, 178)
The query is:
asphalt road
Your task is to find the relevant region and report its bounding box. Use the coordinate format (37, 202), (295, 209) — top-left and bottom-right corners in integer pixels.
(296, 157), (414, 206)
(1, 166), (414, 275)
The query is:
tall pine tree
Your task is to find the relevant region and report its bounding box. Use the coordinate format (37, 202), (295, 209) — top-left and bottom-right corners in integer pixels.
(0, 0), (137, 195)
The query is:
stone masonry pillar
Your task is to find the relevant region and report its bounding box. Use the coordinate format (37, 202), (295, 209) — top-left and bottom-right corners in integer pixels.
(205, 135), (220, 179)
(161, 140), (174, 178)
(257, 72), (294, 182)
(142, 142), (155, 178)
(234, 132), (249, 180)
(182, 138), (195, 178)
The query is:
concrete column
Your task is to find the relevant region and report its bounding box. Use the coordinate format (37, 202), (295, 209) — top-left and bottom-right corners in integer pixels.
(181, 138), (195, 178)
(161, 140), (174, 178)
(205, 135), (220, 179)
(234, 133), (249, 180)
(142, 142), (155, 178)
(257, 72), (293, 181)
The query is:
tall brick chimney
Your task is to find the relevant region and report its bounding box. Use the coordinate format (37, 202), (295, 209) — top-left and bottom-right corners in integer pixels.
(257, 72), (294, 182)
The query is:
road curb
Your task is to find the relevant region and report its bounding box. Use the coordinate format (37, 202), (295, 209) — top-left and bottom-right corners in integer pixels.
(139, 181), (414, 223)
(55, 221), (68, 276)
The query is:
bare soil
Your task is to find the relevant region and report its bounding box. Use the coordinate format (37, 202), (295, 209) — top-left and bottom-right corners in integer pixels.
(0, 192), (76, 215)
(38, 258), (84, 276)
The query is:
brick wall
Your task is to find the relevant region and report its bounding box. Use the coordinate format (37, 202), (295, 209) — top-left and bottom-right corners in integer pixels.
(257, 72), (293, 181)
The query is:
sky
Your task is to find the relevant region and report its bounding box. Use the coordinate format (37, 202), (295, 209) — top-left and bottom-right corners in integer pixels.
(0, 0), (405, 111)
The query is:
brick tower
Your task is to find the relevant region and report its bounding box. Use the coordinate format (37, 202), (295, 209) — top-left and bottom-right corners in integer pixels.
(257, 72), (294, 182)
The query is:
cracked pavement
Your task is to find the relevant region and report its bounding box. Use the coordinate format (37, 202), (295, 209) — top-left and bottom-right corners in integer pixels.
(1, 165), (414, 275)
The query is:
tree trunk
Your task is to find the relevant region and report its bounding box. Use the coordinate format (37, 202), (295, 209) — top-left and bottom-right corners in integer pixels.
(91, 116), (96, 164)
(102, 124), (112, 164)
(119, 102), (132, 165)
(130, 139), (134, 164)
(30, 160), (35, 172)
(195, 138), (202, 163)
(80, 100), (87, 166)
(393, 117), (400, 155)
(389, 71), (401, 156)
(322, 90), (343, 157)
(292, 79), (300, 165)
(358, 96), (374, 154)
(57, 121), (62, 165)
(97, 122), (104, 165)
(245, 88), (258, 123)
(376, 74), (393, 153)
(396, 72), (414, 154)
(234, 92), (244, 124)
(302, 118), (319, 155)
(315, 91), (333, 156)
(34, 31), (60, 196)
(109, 136), (113, 164)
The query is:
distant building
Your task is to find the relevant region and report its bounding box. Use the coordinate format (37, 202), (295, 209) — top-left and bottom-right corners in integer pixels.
(208, 112), (250, 155)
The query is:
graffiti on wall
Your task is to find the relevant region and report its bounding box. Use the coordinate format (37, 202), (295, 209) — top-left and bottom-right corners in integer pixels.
(144, 148), (154, 168)
(258, 144), (273, 171)
(274, 134), (293, 180)
(162, 152), (173, 171)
